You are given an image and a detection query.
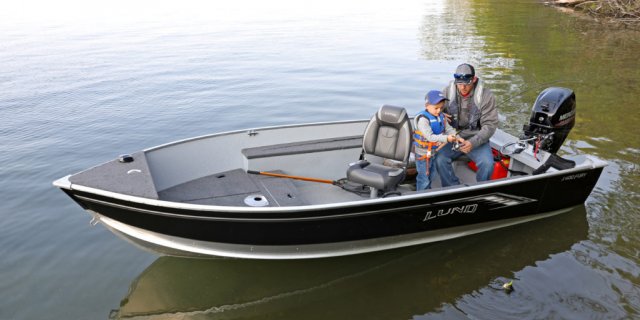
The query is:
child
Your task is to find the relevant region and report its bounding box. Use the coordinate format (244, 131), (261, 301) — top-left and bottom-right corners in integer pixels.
(413, 90), (463, 190)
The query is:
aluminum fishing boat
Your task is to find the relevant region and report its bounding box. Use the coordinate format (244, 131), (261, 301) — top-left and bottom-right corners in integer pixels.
(53, 87), (605, 259)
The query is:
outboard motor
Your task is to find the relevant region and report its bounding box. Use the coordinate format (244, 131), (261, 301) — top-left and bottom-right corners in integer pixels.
(517, 87), (577, 174)
(522, 87), (576, 154)
(478, 87), (577, 176)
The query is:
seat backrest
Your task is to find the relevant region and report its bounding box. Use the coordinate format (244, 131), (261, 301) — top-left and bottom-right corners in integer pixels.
(361, 105), (412, 163)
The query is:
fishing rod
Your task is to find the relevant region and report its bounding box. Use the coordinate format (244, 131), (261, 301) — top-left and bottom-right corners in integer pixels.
(248, 169), (381, 197)
(247, 170), (338, 185)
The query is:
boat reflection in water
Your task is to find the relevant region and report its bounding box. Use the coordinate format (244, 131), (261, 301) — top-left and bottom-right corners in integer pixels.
(110, 206), (588, 320)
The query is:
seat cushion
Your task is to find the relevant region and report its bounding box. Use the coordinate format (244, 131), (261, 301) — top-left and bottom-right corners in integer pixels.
(347, 161), (405, 191)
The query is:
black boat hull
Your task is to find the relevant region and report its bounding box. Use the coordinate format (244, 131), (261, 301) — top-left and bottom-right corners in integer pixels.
(61, 165), (602, 259)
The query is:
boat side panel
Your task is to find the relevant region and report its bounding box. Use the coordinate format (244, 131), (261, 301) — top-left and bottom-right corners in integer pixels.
(97, 208), (574, 259)
(145, 121), (367, 191)
(538, 166), (604, 212)
(69, 175), (559, 246)
(247, 149), (362, 182)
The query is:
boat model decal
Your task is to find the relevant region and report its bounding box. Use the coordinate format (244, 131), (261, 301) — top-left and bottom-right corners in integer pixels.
(561, 172), (587, 182)
(422, 192), (537, 222)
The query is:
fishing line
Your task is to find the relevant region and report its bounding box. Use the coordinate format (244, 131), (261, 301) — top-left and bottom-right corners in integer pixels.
(493, 78), (584, 110)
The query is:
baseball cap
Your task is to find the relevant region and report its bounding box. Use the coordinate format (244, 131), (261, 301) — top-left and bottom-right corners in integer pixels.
(425, 90), (448, 105)
(453, 63), (475, 84)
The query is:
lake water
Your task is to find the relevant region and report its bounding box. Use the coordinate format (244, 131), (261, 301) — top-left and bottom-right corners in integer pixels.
(1, 0), (639, 319)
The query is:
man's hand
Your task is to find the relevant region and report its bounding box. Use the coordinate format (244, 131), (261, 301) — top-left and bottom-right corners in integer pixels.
(459, 140), (473, 154)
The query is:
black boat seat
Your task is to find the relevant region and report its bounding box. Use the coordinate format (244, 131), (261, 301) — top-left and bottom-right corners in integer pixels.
(346, 105), (412, 198)
(347, 161), (404, 188)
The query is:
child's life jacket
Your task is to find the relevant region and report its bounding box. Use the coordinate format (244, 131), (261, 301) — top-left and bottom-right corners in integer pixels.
(413, 111), (447, 161)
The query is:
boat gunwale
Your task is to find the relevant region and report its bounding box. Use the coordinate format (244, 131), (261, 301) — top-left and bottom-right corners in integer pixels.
(60, 163), (604, 216)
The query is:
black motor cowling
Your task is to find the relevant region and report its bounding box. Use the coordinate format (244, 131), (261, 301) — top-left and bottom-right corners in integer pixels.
(522, 87), (576, 154)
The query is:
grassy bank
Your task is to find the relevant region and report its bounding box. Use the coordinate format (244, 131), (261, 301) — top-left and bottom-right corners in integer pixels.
(552, 0), (640, 25)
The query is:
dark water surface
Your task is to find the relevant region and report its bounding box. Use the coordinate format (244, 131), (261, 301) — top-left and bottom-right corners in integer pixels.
(1, 0), (639, 319)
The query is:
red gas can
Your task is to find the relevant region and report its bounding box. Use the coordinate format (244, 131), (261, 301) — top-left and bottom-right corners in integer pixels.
(467, 149), (509, 180)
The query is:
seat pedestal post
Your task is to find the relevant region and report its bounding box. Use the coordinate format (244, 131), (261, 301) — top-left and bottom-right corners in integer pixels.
(369, 186), (378, 199)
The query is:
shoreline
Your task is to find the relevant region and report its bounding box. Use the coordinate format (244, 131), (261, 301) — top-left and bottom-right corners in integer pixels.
(544, 0), (640, 28)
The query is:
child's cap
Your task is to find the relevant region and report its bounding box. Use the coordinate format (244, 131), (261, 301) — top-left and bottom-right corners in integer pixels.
(425, 90), (448, 105)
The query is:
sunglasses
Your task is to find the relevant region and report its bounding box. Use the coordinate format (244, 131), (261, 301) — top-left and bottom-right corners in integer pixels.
(453, 73), (474, 82)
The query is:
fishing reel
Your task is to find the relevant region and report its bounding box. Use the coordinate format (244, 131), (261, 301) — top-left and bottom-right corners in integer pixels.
(452, 140), (461, 152)
(451, 130), (462, 152)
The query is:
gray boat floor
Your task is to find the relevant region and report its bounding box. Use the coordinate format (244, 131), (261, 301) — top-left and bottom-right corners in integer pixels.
(157, 161), (480, 207)
(158, 169), (311, 207)
(158, 168), (419, 207)
(157, 169), (411, 207)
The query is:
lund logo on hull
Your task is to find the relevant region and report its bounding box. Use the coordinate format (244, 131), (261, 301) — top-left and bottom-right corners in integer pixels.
(422, 204), (477, 221)
(422, 192), (537, 222)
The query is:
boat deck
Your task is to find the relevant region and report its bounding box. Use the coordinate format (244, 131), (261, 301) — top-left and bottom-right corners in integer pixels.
(68, 151), (159, 199)
(67, 150), (482, 208)
(155, 159), (479, 207)
(158, 168), (310, 207)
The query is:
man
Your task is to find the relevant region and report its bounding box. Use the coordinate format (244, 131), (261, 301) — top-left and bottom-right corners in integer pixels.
(435, 63), (499, 186)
